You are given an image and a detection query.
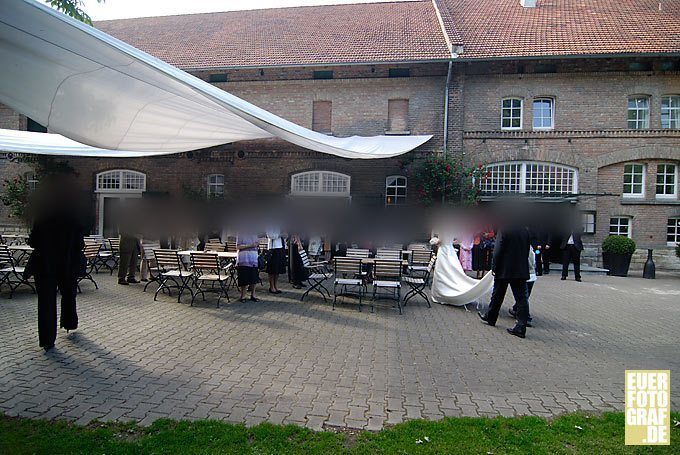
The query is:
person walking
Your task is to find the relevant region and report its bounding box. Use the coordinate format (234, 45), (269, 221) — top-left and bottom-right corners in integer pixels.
(478, 223), (531, 338)
(510, 245), (537, 327)
(26, 175), (86, 351)
(560, 226), (584, 282)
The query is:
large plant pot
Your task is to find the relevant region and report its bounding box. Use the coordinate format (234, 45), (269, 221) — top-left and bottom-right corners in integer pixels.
(602, 252), (632, 277)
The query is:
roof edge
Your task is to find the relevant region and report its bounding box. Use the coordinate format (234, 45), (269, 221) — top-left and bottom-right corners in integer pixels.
(454, 51), (680, 62)
(180, 58), (454, 72)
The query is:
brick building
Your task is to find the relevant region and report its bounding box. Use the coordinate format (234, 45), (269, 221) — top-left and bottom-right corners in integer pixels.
(1, 0), (679, 268)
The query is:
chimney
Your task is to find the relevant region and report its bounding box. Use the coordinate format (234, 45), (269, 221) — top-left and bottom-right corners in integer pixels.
(521, 0), (537, 7)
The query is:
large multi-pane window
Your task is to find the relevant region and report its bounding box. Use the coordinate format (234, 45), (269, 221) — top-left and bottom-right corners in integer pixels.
(627, 96), (650, 129)
(609, 217), (631, 238)
(532, 98), (554, 129)
(501, 98), (523, 130)
(661, 95), (680, 129)
(582, 211), (596, 234)
(622, 163), (645, 197)
(480, 162), (578, 195)
(207, 174), (225, 198)
(96, 170), (146, 192)
(667, 218), (680, 245)
(385, 176), (407, 206)
(656, 164), (677, 198)
(291, 171), (350, 197)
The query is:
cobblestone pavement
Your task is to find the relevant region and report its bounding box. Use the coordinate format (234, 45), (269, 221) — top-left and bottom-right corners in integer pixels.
(1, 272), (678, 430)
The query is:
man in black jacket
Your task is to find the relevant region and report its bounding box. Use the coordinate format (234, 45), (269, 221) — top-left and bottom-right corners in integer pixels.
(478, 224), (531, 338)
(560, 227), (583, 282)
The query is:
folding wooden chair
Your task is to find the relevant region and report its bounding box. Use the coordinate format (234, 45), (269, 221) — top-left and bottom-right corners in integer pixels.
(205, 239), (225, 252)
(372, 259), (403, 314)
(299, 248), (331, 302)
(142, 242), (162, 292)
(376, 248), (402, 260)
(94, 237), (120, 274)
(409, 249), (434, 278)
(346, 248), (370, 259)
(190, 252), (231, 307)
(225, 239), (238, 252)
(153, 249), (194, 302)
(403, 254), (436, 308)
(333, 257), (366, 311)
(0, 245), (35, 298)
(77, 243), (101, 292)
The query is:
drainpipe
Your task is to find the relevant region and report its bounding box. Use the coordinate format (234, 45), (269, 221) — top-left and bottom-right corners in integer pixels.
(443, 61), (452, 158)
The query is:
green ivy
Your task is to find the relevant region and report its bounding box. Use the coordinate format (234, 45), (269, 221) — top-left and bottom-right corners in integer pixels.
(0, 176), (30, 225)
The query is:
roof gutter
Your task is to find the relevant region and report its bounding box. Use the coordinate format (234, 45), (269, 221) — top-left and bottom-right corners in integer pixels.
(452, 51), (680, 62)
(180, 58), (452, 72)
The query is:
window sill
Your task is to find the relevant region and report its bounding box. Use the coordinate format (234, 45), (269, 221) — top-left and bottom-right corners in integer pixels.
(620, 198), (680, 205)
(384, 130), (411, 136)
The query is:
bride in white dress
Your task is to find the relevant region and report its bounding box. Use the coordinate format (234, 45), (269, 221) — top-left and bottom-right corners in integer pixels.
(430, 232), (494, 306)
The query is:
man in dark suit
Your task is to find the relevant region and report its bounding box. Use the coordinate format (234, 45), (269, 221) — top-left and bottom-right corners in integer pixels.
(560, 227), (583, 282)
(478, 224), (531, 339)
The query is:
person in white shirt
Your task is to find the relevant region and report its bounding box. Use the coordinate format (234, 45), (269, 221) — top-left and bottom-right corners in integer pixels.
(266, 227), (287, 294)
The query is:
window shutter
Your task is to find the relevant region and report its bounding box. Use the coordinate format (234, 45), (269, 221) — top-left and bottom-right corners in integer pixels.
(388, 99), (409, 132)
(312, 101), (332, 133)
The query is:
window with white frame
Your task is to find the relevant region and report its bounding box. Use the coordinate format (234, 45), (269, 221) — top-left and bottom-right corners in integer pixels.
(627, 96), (650, 129)
(480, 162), (578, 195)
(24, 171), (38, 191)
(291, 171), (350, 197)
(96, 170), (146, 192)
(501, 98), (523, 129)
(667, 218), (680, 245)
(582, 211), (596, 234)
(622, 163), (645, 197)
(385, 176), (407, 206)
(532, 98), (554, 129)
(609, 217), (632, 238)
(661, 95), (680, 129)
(207, 174), (225, 198)
(656, 164), (677, 198)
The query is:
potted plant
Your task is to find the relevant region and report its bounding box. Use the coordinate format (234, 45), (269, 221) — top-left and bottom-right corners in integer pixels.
(602, 235), (636, 277)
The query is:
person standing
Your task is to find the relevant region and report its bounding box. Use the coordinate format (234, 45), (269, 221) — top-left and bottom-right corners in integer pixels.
(266, 227), (286, 294)
(26, 175), (86, 351)
(117, 205), (140, 285)
(478, 223), (531, 338)
(236, 233), (260, 302)
(458, 231), (474, 273)
(560, 226), (583, 282)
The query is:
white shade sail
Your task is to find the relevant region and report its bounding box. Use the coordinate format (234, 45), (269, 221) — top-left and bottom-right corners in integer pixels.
(0, 0), (431, 159)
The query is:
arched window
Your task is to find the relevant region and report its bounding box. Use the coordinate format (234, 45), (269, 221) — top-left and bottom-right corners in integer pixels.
(481, 162), (577, 195)
(385, 176), (407, 206)
(290, 171), (350, 197)
(96, 170), (146, 192)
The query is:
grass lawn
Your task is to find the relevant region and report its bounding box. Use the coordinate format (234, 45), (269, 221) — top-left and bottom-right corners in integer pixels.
(1, 412), (678, 454)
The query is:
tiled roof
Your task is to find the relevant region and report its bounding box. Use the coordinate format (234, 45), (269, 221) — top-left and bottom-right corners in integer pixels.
(437, 0), (680, 59)
(95, 1), (452, 69)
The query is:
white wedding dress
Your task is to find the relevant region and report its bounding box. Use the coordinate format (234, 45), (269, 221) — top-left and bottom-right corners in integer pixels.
(431, 235), (494, 307)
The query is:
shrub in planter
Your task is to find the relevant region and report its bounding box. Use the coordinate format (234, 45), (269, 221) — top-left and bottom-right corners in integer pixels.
(602, 235), (636, 277)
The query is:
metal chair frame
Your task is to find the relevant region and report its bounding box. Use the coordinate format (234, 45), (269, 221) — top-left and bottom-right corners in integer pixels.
(0, 245), (36, 298)
(333, 257), (366, 311)
(190, 252), (231, 307)
(153, 249), (194, 302)
(403, 255), (436, 308)
(299, 249), (331, 302)
(372, 259), (403, 314)
(77, 243), (101, 292)
(142, 243), (162, 292)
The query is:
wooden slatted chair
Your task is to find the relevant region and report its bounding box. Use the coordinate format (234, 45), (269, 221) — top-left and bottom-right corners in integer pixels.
(333, 257), (366, 311)
(299, 248), (331, 302)
(94, 237), (120, 274)
(403, 254), (436, 308)
(372, 259), (403, 314)
(376, 248), (401, 261)
(142, 242), (162, 292)
(346, 248), (370, 259)
(204, 239), (225, 252)
(153, 249), (194, 302)
(409, 249), (434, 278)
(0, 245), (35, 298)
(225, 239), (238, 253)
(77, 243), (101, 292)
(190, 252), (231, 307)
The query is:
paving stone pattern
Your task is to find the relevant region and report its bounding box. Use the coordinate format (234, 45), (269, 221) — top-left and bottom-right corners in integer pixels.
(1, 273), (678, 430)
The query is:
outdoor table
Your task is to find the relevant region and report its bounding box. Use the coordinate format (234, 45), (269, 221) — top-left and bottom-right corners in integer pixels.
(8, 244), (33, 264)
(360, 258), (409, 266)
(177, 250), (237, 259)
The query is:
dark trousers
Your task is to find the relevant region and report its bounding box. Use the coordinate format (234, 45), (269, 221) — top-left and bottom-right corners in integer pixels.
(485, 278), (529, 328)
(118, 236), (139, 280)
(36, 274), (78, 348)
(561, 245), (581, 279)
(512, 281), (534, 321)
(542, 249), (551, 274)
(535, 252), (543, 275)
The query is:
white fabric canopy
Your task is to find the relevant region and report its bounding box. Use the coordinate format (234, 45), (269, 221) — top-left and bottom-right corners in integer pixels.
(0, 0), (431, 158)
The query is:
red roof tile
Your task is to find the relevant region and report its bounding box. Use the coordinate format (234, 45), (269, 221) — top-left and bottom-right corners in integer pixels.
(95, 1), (452, 69)
(437, 0), (680, 59)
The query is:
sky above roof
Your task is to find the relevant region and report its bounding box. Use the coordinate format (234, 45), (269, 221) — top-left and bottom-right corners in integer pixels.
(82, 0), (412, 20)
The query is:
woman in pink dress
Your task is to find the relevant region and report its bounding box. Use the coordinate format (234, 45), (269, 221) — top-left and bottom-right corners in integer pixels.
(458, 232), (474, 272)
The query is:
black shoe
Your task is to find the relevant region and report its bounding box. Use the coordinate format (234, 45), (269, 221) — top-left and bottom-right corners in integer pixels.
(575, 278), (582, 282)
(507, 327), (526, 338)
(250, 297), (260, 302)
(118, 279), (129, 285)
(42, 344), (54, 352)
(508, 308), (517, 318)
(239, 298), (247, 303)
(292, 284), (302, 289)
(560, 276), (566, 281)
(268, 288), (277, 294)
(478, 311), (495, 327)
(127, 278), (139, 284)
(526, 319), (533, 328)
